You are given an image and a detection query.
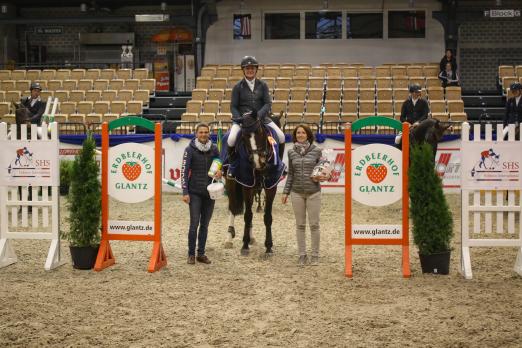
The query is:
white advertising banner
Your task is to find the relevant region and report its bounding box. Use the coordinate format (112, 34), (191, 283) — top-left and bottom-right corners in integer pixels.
(0, 140), (59, 186)
(461, 141), (522, 190)
(108, 143), (155, 203)
(352, 225), (402, 239)
(435, 142), (461, 192)
(351, 144), (402, 206)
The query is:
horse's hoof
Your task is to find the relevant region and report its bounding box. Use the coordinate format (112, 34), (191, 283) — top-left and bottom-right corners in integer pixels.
(227, 226), (236, 238)
(240, 248), (249, 256)
(224, 241), (233, 249)
(262, 250), (273, 260)
(249, 237), (256, 245)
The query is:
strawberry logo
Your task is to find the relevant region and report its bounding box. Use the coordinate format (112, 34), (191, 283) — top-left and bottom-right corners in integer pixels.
(366, 163), (387, 183)
(122, 162), (142, 181)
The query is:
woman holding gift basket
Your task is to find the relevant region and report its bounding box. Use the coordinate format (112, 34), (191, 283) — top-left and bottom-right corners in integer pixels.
(181, 123), (222, 265)
(282, 125), (331, 266)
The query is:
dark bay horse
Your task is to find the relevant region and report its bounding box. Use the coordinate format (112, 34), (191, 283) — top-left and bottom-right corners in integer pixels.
(224, 115), (285, 256)
(400, 118), (451, 161)
(13, 102), (33, 139)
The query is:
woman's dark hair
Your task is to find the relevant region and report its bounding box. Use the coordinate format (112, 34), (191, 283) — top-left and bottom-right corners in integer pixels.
(445, 48), (453, 55)
(195, 123), (210, 132)
(292, 124), (314, 143)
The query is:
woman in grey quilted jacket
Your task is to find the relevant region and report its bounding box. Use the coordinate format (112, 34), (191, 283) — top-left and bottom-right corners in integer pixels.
(282, 125), (330, 266)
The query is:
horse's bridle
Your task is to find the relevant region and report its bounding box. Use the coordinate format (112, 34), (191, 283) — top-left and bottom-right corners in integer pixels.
(242, 119), (271, 170)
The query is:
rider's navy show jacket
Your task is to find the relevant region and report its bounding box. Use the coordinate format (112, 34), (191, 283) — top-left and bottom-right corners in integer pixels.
(230, 78), (271, 123)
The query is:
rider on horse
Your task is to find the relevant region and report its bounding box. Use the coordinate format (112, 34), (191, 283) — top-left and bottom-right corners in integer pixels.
(400, 83), (430, 126)
(20, 82), (46, 126)
(504, 82), (522, 127)
(395, 83), (430, 145)
(227, 56), (286, 162)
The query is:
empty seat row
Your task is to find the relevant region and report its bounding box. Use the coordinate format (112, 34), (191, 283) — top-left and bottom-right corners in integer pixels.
(200, 65), (440, 79)
(0, 89), (149, 105)
(0, 68), (149, 81)
(0, 100), (143, 118)
(0, 78), (155, 92)
(195, 76), (444, 90)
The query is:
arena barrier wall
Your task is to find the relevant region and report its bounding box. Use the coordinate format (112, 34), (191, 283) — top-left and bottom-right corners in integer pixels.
(57, 135), (462, 194)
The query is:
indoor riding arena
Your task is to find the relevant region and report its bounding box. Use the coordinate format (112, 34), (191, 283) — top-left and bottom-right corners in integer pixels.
(1, 1), (521, 347)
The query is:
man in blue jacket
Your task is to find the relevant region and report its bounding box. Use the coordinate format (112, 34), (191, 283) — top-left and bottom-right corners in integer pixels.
(181, 123), (222, 264)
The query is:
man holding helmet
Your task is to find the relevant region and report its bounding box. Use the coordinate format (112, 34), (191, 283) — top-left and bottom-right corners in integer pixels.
(227, 56), (285, 159)
(20, 82), (46, 126)
(504, 82), (522, 127)
(400, 83), (430, 125)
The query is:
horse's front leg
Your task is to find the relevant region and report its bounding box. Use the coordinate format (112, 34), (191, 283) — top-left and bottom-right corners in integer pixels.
(241, 188), (254, 256)
(263, 187), (277, 254)
(224, 212), (235, 249)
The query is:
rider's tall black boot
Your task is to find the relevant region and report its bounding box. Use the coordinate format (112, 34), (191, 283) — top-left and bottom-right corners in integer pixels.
(278, 142), (285, 160)
(227, 145), (236, 162)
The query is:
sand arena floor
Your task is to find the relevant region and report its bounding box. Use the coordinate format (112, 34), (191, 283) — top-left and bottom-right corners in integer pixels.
(1, 193), (521, 347)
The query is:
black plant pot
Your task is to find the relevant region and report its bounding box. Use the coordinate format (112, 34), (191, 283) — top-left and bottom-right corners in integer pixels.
(70, 245), (99, 270)
(419, 251), (451, 275)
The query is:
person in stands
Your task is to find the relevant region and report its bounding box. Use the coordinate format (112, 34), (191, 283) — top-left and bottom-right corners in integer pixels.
(439, 48), (457, 73)
(20, 82), (46, 125)
(438, 62), (460, 88)
(181, 123), (222, 265)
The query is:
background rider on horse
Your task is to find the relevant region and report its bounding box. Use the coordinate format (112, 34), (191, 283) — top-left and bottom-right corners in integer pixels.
(20, 82), (46, 126)
(227, 56), (286, 162)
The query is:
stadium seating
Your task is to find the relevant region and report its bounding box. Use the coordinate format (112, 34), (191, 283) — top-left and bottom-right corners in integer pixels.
(0, 68), (155, 125)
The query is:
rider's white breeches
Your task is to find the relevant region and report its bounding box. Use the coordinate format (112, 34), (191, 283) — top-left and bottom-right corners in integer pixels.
(394, 132), (402, 145)
(227, 121), (285, 147)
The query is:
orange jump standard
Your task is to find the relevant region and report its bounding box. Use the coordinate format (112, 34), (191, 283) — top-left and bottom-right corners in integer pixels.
(344, 117), (410, 278)
(95, 117), (167, 273)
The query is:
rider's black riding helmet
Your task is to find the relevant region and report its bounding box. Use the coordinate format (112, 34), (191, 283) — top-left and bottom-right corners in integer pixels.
(409, 83), (421, 93)
(240, 56), (259, 69)
(30, 82), (42, 91)
(510, 82), (522, 91)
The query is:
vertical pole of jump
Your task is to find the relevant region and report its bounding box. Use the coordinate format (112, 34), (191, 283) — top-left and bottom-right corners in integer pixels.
(148, 122), (167, 272)
(94, 122), (115, 271)
(344, 124), (353, 278)
(401, 122), (411, 278)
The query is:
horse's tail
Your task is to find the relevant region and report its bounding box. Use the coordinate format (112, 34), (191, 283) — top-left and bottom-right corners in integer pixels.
(226, 178), (244, 216)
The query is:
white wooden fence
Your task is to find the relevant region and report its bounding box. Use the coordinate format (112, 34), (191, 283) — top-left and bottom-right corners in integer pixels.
(461, 123), (522, 279)
(0, 122), (64, 270)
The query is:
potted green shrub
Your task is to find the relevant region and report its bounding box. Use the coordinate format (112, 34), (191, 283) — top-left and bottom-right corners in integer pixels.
(59, 160), (74, 196)
(409, 143), (454, 274)
(63, 134), (101, 269)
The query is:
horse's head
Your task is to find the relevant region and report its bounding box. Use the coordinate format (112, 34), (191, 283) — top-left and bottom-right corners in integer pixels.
(241, 115), (269, 171)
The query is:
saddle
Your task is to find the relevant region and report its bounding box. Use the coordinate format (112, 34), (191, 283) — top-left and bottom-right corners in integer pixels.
(221, 123), (285, 189)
